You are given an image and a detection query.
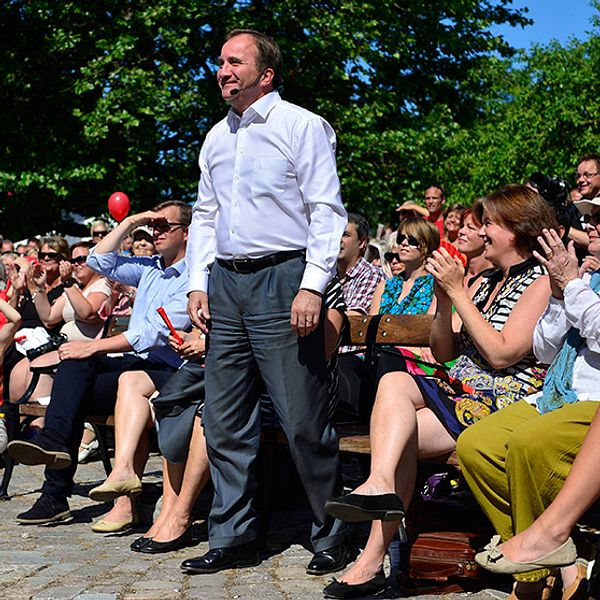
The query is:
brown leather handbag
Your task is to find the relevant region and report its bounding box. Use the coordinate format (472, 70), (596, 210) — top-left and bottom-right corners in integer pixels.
(409, 531), (484, 581)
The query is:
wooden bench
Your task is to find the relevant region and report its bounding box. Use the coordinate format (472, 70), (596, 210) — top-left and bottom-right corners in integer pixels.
(0, 313), (441, 499)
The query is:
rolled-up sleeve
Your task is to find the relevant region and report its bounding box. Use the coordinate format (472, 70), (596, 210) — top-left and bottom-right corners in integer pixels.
(124, 278), (190, 353)
(87, 249), (149, 287)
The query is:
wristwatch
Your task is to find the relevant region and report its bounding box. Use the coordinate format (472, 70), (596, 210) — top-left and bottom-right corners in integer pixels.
(62, 278), (78, 289)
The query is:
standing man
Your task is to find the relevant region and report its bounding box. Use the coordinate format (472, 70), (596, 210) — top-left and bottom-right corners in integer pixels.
(424, 184), (446, 237)
(184, 29), (349, 575)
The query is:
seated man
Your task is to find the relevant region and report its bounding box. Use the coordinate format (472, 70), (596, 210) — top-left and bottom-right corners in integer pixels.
(7, 200), (191, 525)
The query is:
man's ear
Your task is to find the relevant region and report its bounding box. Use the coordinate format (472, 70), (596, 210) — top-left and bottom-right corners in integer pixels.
(358, 237), (368, 254)
(261, 67), (275, 88)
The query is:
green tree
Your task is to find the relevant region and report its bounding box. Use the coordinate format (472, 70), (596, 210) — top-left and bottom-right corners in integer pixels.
(0, 1), (530, 237)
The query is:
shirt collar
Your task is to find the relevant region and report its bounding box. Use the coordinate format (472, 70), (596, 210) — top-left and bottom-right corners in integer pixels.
(227, 91), (281, 127)
(159, 255), (187, 277)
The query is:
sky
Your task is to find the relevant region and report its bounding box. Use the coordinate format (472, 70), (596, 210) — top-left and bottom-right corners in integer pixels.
(492, 0), (598, 48)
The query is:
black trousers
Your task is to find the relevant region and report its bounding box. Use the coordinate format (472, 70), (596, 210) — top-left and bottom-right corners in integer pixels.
(42, 354), (175, 500)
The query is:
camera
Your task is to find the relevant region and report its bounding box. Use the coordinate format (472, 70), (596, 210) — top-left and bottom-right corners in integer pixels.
(26, 333), (68, 361)
(527, 172), (573, 233)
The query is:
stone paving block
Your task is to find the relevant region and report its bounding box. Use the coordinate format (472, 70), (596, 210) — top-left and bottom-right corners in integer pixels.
(32, 585), (87, 600)
(74, 594), (119, 600)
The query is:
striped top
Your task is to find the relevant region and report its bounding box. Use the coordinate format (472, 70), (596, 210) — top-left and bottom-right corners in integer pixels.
(450, 258), (547, 409)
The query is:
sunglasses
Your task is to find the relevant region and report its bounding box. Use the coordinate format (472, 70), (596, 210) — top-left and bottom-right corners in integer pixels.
(92, 230), (108, 238)
(397, 233), (420, 247)
(384, 252), (401, 262)
(584, 213), (600, 227)
(69, 256), (88, 265)
(38, 251), (62, 261)
(152, 220), (185, 234)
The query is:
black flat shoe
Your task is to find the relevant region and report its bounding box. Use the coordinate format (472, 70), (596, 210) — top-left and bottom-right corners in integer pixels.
(325, 493), (405, 523)
(130, 536), (153, 552)
(140, 527), (193, 554)
(306, 543), (352, 575)
(181, 542), (260, 574)
(323, 568), (386, 599)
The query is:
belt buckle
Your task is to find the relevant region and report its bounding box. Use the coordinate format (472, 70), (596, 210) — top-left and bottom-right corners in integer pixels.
(231, 258), (248, 273)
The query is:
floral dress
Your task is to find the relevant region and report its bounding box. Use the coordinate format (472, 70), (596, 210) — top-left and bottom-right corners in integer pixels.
(416, 258), (547, 437)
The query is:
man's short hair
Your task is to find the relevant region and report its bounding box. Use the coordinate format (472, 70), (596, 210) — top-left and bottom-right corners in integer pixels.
(425, 184), (446, 198)
(577, 153), (600, 172)
(226, 29), (283, 88)
(152, 200), (192, 227)
(347, 213), (370, 241)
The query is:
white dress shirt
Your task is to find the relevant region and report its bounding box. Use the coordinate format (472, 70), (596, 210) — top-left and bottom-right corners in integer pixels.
(187, 91), (347, 295)
(527, 272), (600, 409)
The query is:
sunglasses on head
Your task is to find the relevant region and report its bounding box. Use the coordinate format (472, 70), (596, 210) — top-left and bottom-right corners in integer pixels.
(38, 251), (62, 261)
(397, 233), (420, 247)
(69, 256), (87, 265)
(584, 213), (600, 227)
(384, 252), (401, 262)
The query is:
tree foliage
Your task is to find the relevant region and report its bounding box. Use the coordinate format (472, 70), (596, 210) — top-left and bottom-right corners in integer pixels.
(3, 1), (599, 237)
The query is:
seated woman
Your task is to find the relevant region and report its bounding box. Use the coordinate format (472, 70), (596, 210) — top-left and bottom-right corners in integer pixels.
(130, 226), (156, 257)
(87, 278), (347, 539)
(459, 224), (600, 600)
(8, 241), (110, 405)
(4, 238), (68, 407)
(322, 185), (558, 600)
(456, 205), (494, 292)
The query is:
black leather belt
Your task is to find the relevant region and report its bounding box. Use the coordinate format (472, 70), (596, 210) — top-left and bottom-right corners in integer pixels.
(217, 250), (305, 274)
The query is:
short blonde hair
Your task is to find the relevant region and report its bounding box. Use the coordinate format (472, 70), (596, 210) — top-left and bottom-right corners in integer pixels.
(397, 218), (440, 258)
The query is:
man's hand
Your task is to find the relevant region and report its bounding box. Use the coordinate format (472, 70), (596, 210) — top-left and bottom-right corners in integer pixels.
(169, 329), (206, 359)
(58, 341), (97, 361)
(291, 289), (322, 337)
(188, 291), (210, 334)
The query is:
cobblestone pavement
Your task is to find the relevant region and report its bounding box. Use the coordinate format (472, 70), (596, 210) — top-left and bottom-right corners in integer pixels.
(0, 453), (511, 600)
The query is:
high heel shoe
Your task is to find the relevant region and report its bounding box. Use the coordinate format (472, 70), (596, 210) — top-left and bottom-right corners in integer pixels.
(89, 475), (143, 502)
(323, 568), (386, 599)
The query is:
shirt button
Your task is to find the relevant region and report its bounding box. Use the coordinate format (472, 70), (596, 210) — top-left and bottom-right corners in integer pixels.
(232, 201), (237, 207)
(231, 228), (235, 234)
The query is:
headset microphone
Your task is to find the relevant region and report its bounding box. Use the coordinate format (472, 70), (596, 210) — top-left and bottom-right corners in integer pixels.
(229, 72), (264, 96)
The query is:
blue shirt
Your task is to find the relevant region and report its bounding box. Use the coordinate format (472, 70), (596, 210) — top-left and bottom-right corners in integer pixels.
(88, 250), (191, 368)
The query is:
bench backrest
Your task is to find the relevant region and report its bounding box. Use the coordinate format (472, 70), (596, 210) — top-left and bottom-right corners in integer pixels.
(343, 314), (433, 347)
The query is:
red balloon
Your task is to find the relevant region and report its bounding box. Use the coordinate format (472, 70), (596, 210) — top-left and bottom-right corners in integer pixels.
(108, 191), (130, 222)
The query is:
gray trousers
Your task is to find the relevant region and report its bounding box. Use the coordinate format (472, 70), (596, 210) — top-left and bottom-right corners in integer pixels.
(203, 257), (346, 551)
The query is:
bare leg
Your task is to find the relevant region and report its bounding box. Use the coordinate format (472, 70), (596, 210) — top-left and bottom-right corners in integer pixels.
(338, 373), (455, 585)
(494, 404), (600, 589)
(151, 415), (210, 542)
(96, 371), (155, 524)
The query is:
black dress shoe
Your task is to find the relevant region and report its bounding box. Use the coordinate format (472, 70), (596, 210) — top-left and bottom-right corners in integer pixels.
(130, 536), (152, 552)
(323, 568), (386, 599)
(16, 493), (71, 525)
(181, 542), (260, 574)
(306, 543), (352, 575)
(325, 493), (405, 523)
(140, 527), (193, 554)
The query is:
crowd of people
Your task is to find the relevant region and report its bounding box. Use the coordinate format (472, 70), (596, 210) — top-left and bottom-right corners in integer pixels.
(1, 28), (600, 600)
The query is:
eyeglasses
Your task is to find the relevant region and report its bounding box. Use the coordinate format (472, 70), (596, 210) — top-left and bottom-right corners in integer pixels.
(92, 230), (108, 238)
(384, 252), (401, 263)
(576, 172), (600, 180)
(152, 221), (186, 234)
(397, 233), (420, 247)
(38, 251), (62, 262)
(583, 213), (600, 227)
(69, 256), (88, 265)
